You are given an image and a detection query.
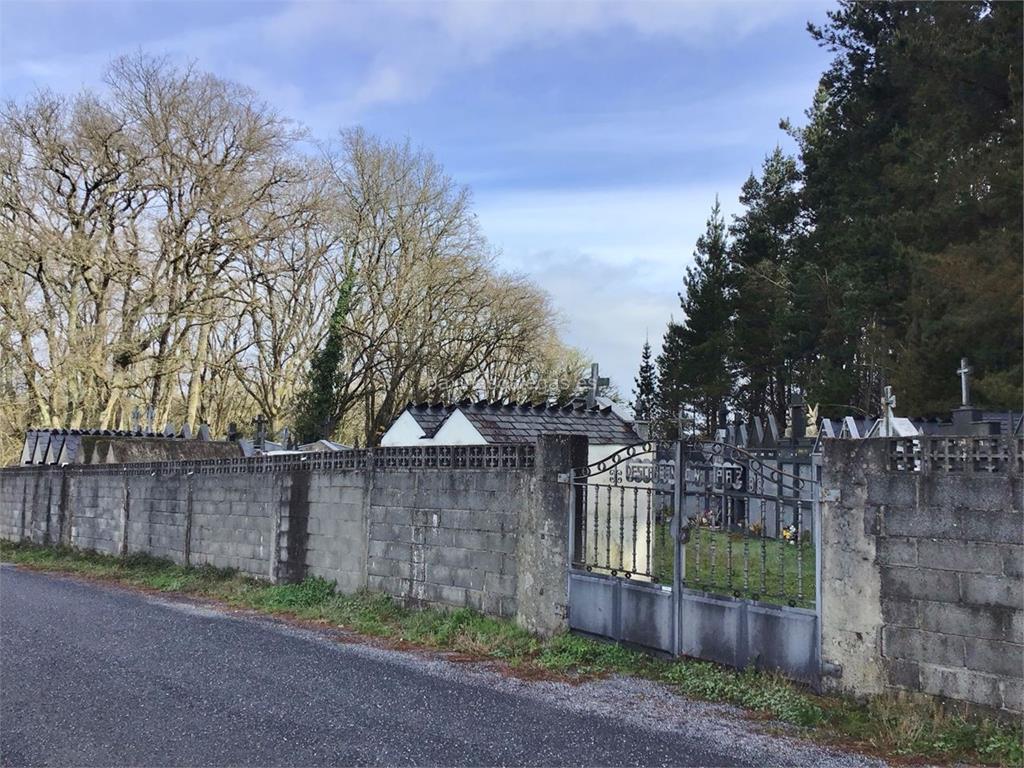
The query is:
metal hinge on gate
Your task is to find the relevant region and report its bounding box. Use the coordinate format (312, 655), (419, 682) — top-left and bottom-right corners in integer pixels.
(821, 489), (840, 503)
(557, 472), (571, 483)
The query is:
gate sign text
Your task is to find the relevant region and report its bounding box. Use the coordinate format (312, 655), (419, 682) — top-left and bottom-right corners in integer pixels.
(609, 459), (675, 487)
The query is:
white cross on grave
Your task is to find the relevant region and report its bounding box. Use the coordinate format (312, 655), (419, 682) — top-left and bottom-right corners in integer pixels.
(883, 385), (896, 411)
(881, 385), (896, 437)
(957, 357), (972, 407)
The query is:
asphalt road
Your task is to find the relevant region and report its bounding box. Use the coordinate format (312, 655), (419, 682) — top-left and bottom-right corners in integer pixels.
(0, 566), (882, 767)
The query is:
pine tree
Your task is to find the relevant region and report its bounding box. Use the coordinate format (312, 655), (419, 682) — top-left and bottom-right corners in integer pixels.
(631, 339), (656, 425)
(657, 199), (734, 435)
(796, 0), (1022, 414)
(652, 2), (1022, 422)
(728, 149), (803, 425)
(656, 321), (689, 438)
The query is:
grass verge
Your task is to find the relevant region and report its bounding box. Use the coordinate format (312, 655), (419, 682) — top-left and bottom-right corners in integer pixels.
(652, 525), (816, 609)
(2, 540), (1020, 767)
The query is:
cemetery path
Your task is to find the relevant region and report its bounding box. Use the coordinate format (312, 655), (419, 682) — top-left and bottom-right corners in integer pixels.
(0, 566), (884, 768)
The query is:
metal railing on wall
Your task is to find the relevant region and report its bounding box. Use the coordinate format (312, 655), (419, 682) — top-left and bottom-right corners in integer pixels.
(572, 479), (669, 582)
(568, 441), (677, 585)
(1, 444), (536, 476)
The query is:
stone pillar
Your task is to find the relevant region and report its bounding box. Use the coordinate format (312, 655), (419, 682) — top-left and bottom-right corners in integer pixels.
(183, 474), (194, 566)
(820, 439), (886, 696)
(275, 469), (310, 584)
(120, 474), (131, 557)
(57, 467), (72, 547)
(515, 433), (588, 637)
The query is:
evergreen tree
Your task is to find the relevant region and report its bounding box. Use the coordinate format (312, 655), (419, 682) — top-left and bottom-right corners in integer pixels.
(631, 339), (656, 425)
(656, 321), (690, 438)
(657, 199), (734, 435)
(652, 2), (1021, 424)
(795, 0), (1022, 414)
(728, 149), (804, 425)
(292, 272), (355, 443)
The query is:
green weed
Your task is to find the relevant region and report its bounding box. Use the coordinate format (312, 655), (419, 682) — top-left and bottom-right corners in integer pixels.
(537, 632), (647, 674)
(830, 693), (1024, 765)
(662, 660), (825, 726)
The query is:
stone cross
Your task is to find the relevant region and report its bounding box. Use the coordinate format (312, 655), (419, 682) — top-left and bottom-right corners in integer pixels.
(253, 414), (268, 451)
(957, 357), (972, 407)
(583, 363), (610, 408)
(881, 385), (896, 436)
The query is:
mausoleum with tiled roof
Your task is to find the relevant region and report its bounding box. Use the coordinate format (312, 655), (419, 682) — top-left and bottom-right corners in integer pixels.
(381, 400), (641, 448)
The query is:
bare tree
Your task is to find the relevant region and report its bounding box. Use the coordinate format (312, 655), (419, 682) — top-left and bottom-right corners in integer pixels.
(307, 129), (583, 445)
(0, 56), (584, 462)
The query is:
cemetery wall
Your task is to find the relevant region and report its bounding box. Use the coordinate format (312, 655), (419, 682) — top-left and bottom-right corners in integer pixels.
(821, 439), (1023, 714)
(0, 436), (579, 636)
(364, 469), (525, 618)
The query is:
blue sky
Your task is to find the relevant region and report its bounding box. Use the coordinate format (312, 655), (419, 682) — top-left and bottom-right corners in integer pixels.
(0, 0), (834, 396)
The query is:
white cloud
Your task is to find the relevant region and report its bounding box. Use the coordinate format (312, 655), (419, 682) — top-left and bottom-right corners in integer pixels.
(474, 182), (744, 393)
(515, 248), (679, 398)
(267, 0), (816, 112)
(2, 0), (825, 123)
(490, 83), (812, 157)
(476, 182), (739, 268)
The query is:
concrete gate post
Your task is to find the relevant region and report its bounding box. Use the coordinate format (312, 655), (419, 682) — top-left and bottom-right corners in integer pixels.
(515, 433), (588, 637)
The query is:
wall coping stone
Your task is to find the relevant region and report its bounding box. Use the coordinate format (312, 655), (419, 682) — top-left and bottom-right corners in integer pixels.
(0, 444), (536, 477)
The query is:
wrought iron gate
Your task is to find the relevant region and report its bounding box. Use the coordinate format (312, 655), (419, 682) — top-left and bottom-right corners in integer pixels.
(566, 441), (680, 654)
(565, 438), (823, 685)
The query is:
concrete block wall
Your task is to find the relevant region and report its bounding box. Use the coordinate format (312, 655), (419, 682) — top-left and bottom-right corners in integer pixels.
(187, 473), (283, 576)
(0, 468), (286, 573)
(124, 473), (190, 563)
(71, 472), (128, 555)
(0, 438), (577, 637)
(822, 439), (1023, 715)
(304, 472), (368, 593)
(0, 470), (58, 546)
(366, 470), (528, 618)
